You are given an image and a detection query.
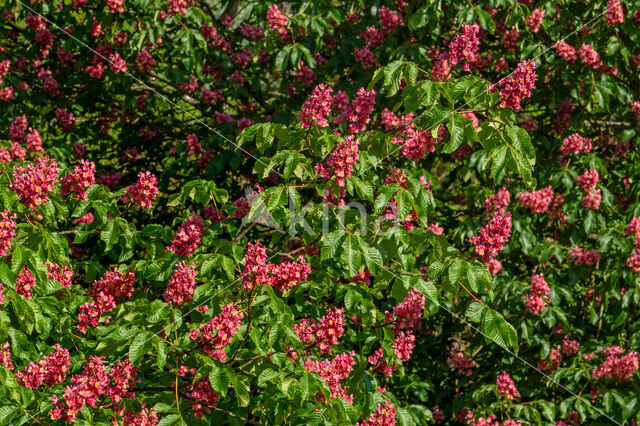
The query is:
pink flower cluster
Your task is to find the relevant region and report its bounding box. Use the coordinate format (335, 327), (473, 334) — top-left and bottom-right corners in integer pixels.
(562, 335), (580, 356)
(9, 114), (28, 142)
(385, 288), (426, 331)
(448, 350), (477, 376)
(497, 60), (537, 110)
(46, 263), (73, 288)
(581, 188), (602, 210)
(121, 171), (159, 208)
(10, 155), (59, 210)
(187, 378), (220, 418)
(191, 302), (243, 362)
(392, 331), (415, 361)
(561, 133), (592, 155)
(304, 351), (356, 402)
(299, 84), (333, 128)
(294, 307), (345, 353)
(49, 357), (137, 422)
(592, 346), (639, 382)
(88, 269), (135, 302)
(483, 187), (510, 214)
(368, 347), (394, 377)
(496, 371), (520, 399)
(446, 23), (480, 67)
(320, 134), (360, 193)
(167, 215), (205, 257)
(555, 39), (577, 62)
(0, 342), (13, 371)
(122, 407), (159, 425)
(241, 240), (311, 291)
(525, 273), (550, 314)
(336, 87), (376, 133)
(378, 6), (403, 33)
(164, 261), (196, 306)
(576, 169), (599, 190)
(16, 344), (70, 389)
(16, 266), (36, 299)
(136, 49), (156, 73)
(356, 402), (396, 426)
(470, 211), (512, 262)
(578, 44), (601, 69)
(570, 246), (601, 266)
(517, 186), (554, 213)
(0, 210), (17, 256)
(526, 9), (545, 33)
(266, 4), (288, 39)
(60, 160), (95, 200)
(605, 0), (624, 25)
(626, 247), (640, 272)
(78, 270), (135, 333)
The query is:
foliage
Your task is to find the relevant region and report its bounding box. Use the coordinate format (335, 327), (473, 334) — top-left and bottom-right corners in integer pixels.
(0, 0), (639, 424)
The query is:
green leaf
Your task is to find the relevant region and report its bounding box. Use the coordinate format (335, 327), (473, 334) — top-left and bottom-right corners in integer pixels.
(129, 332), (148, 365)
(481, 309), (518, 353)
(209, 367), (229, 396)
(443, 113), (464, 154)
(100, 220), (120, 252)
(227, 371), (250, 407)
(156, 339), (168, 370)
(341, 234), (362, 277)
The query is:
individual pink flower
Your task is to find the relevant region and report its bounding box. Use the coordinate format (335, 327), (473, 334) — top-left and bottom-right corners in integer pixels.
(496, 371), (520, 399)
(121, 171), (159, 208)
